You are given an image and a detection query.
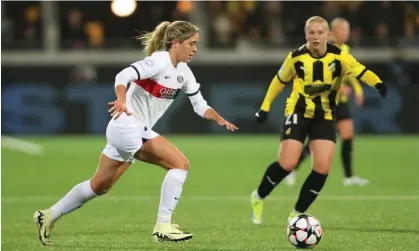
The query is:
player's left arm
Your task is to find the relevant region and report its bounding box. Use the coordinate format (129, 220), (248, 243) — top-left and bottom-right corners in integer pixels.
(341, 52), (387, 98)
(182, 66), (238, 132)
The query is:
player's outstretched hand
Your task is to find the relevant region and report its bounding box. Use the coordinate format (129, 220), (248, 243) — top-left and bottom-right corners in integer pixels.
(108, 99), (132, 120)
(375, 83), (387, 98)
(218, 119), (238, 132)
(255, 110), (268, 124)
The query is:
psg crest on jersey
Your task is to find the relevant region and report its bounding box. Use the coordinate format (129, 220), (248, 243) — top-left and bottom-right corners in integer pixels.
(144, 58), (154, 68)
(177, 75), (184, 83)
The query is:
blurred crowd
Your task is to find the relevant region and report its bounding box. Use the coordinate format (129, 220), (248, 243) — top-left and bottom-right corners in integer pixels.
(2, 1), (419, 51)
(2, 1), (191, 50)
(209, 1), (419, 49)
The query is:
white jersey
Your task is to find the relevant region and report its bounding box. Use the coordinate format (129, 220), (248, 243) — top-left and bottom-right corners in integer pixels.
(113, 51), (210, 128)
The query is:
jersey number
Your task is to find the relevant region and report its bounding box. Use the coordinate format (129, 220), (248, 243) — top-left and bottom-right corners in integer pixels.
(285, 114), (298, 125)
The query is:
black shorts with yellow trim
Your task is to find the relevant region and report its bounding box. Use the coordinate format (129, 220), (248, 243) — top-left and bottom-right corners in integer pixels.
(336, 102), (352, 121)
(280, 113), (337, 143)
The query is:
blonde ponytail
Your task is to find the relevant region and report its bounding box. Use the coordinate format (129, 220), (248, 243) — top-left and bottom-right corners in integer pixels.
(136, 21), (199, 56)
(137, 21), (171, 56)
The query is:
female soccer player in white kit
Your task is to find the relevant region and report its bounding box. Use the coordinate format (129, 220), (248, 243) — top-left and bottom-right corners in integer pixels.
(33, 21), (238, 245)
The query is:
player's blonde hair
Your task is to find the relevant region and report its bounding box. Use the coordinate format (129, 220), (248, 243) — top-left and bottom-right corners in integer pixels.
(137, 21), (199, 56)
(330, 17), (349, 30)
(305, 16), (330, 31)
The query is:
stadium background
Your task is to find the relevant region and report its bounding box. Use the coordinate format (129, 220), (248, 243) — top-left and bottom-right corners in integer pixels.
(2, 1), (419, 251)
(2, 1), (419, 135)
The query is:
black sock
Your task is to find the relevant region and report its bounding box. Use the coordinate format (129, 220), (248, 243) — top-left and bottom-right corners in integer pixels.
(341, 139), (353, 178)
(295, 144), (311, 171)
(257, 161), (290, 199)
(294, 170), (328, 213)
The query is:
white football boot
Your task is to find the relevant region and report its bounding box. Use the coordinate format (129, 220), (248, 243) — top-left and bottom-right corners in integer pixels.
(343, 176), (369, 186)
(152, 222), (193, 242)
(33, 209), (55, 245)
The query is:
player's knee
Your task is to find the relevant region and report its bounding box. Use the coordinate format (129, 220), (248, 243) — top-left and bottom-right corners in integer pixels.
(312, 159), (331, 174)
(277, 159), (298, 171)
(277, 140), (304, 171)
(90, 178), (113, 195)
(91, 184), (111, 195)
(338, 122), (354, 139)
(96, 187), (111, 195)
(340, 132), (354, 140)
(170, 157), (189, 171)
(179, 158), (190, 171)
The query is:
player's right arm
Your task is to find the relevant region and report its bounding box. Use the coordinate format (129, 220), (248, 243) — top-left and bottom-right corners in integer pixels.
(256, 52), (295, 123)
(110, 53), (165, 119)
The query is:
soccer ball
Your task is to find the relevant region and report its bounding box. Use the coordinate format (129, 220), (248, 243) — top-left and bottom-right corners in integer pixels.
(287, 214), (322, 248)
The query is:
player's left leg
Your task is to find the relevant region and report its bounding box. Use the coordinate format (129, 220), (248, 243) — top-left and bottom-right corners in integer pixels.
(288, 120), (335, 223)
(134, 132), (192, 242)
(337, 119), (369, 186)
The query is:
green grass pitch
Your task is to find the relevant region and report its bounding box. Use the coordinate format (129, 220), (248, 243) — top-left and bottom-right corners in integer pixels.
(2, 135), (419, 251)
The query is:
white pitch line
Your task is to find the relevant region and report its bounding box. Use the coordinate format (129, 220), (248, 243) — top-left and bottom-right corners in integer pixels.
(1, 195), (417, 203)
(1, 136), (43, 155)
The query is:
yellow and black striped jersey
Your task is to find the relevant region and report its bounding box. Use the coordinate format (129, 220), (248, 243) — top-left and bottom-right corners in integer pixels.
(260, 43), (382, 120)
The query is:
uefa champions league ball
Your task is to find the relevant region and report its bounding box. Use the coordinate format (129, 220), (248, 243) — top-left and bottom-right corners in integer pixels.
(287, 214), (322, 248)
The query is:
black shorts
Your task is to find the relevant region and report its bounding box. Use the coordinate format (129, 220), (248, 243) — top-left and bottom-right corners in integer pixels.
(281, 113), (337, 143)
(336, 102), (352, 121)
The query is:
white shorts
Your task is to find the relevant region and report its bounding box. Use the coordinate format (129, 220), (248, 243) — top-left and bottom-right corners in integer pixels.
(103, 116), (159, 163)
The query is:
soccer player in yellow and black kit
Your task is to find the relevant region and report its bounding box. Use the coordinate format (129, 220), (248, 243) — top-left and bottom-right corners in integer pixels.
(286, 18), (369, 187)
(250, 16), (387, 224)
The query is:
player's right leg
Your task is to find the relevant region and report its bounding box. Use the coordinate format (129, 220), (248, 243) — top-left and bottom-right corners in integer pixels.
(134, 134), (193, 242)
(33, 153), (130, 245)
(285, 141), (311, 186)
(250, 114), (308, 224)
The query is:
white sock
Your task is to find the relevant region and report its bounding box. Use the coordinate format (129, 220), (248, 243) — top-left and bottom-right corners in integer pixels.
(157, 169), (188, 224)
(50, 180), (98, 222)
